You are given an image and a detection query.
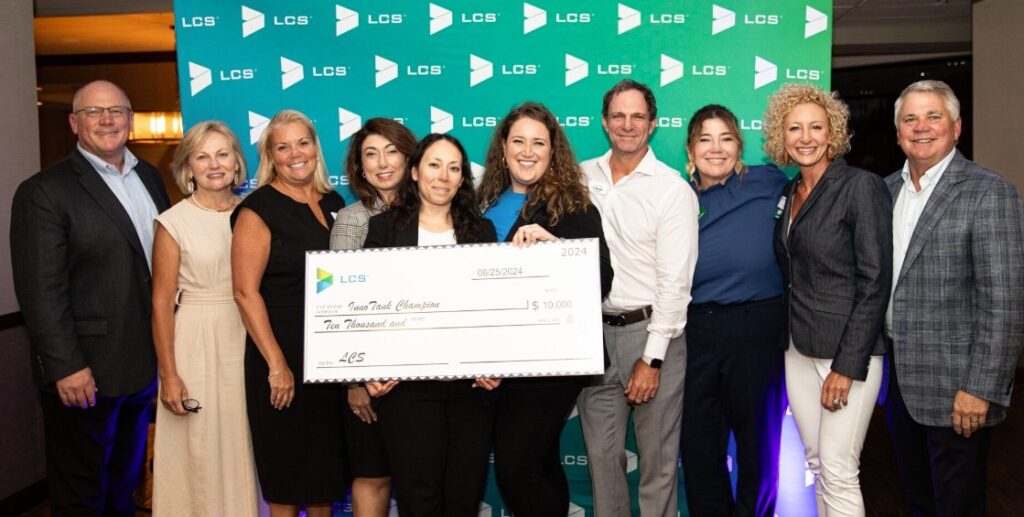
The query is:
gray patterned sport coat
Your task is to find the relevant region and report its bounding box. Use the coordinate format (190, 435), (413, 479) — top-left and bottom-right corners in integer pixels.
(886, 150), (1024, 427)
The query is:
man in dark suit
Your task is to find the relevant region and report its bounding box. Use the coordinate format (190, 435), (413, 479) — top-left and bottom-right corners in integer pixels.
(10, 80), (170, 516)
(884, 79), (1024, 516)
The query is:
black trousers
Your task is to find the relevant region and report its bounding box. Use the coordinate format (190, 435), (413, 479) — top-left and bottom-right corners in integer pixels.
(377, 380), (495, 517)
(493, 379), (582, 517)
(884, 354), (992, 517)
(40, 381), (156, 517)
(680, 297), (786, 517)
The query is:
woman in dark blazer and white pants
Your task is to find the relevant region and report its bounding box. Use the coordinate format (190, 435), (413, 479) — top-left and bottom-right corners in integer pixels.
(764, 83), (892, 516)
(477, 102), (613, 516)
(364, 133), (498, 517)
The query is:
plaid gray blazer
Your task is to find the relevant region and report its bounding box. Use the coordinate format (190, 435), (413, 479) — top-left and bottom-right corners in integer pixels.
(886, 150), (1024, 427)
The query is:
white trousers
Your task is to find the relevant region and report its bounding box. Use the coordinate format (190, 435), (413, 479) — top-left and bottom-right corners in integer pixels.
(785, 346), (882, 517)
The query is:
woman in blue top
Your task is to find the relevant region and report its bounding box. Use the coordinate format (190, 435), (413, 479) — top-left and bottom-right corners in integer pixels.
(478, 102), (613, 517)
(679, 104), (789, 517)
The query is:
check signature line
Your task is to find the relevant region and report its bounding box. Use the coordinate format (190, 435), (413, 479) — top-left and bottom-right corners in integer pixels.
(313, 322), (562, 334)
(317, 362), (448, 368)
(461, 358), (590, 364)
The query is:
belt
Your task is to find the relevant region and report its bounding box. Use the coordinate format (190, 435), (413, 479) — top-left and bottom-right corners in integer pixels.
(176, 289), (236, 306)
(602, 306), (653, 327)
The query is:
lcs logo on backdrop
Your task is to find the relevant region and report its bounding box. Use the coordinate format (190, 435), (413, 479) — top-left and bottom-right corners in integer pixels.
(523, 3), (546, 34)
(180, 14), (216, 29)
(336, 5), (359, 35)
(339, 107), (361, 142)
(429, 3), (452, 35)
(280, 57), (304, 90)
(248, 111), (269, 145)
(375, 56), (398, 87)
(430, 106), (453, 134)
(660, 54), (683, 86)
(805, 6), (828, 38)
(241, 6), (264, 37)
(712, 5), (735, 35)
(469, 55), (493, 87)
(188, 62), (212, 96)
(564, 54), (588, 86)
(618, 4), (641, 34)
(754, 56), (777, 89)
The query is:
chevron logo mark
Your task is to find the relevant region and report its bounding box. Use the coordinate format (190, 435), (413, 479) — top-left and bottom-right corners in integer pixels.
(626, 449), (639, 473)
(241, 5), (265, 38)
(568, 502), (585, 517)
(618, 4), (641, 34)
(805, 5), (828, 38)
(754, 56), (777, 89)
(477, 502), (491, 517)
(430, 106), (453, 134)
(712, 4), (735, 35)
(248, 111), (269, 145)
(336, 5), (359, 36)
(375, 55), (399, 88)
(523, 3), (547, 34)
(339, 107), (362, 142)
(565, 54), (588, 86)
(316, 267), (333, 293)
(469, 54), (493, 87)
(280, 56), (304, 90)
(429, 3), (453, 35)
(660, 54), (684, 86)
(188, 62), (212, 96)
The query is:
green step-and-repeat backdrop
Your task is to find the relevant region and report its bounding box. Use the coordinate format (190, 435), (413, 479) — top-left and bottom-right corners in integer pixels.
(174, 1), (832, 515)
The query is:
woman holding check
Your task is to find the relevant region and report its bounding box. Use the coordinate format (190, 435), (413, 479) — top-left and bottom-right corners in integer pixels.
(363, 133), (498, 517)
(477, 102), (613, 517)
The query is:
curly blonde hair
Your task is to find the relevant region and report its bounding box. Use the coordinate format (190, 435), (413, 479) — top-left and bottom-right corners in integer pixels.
(762, 83), (851, 166)
(478, 102), (589, 225)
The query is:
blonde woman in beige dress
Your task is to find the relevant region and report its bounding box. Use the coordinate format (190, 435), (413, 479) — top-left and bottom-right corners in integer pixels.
(151, 121), (259, 516)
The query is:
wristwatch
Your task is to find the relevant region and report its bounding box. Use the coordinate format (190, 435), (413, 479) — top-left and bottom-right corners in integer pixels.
(641, 355), (663, 369)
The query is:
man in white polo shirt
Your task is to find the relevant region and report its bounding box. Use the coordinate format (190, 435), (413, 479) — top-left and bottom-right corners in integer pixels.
(576, 79), (699, 516)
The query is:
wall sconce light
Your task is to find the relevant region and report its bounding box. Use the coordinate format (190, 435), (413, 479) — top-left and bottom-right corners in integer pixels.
(130, 111), (183, 142)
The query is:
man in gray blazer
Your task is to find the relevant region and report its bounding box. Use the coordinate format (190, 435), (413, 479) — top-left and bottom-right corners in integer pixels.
(884, 79), (1024, 516)
(11, 80), (170, 515)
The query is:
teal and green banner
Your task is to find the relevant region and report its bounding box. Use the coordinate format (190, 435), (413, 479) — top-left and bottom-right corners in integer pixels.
(174, 1), (831, 514)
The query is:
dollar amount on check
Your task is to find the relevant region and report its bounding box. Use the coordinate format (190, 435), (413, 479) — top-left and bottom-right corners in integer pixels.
(303, 239), (604, 383)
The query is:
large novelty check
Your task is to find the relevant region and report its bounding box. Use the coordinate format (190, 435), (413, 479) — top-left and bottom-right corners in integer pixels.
(303, 239), (604, 383)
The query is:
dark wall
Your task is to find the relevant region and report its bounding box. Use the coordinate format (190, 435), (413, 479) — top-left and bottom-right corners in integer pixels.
(833, 56), (972, 176)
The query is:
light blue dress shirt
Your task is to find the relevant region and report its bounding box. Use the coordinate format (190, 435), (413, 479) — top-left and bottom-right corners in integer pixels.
(78, 144), (160, 269)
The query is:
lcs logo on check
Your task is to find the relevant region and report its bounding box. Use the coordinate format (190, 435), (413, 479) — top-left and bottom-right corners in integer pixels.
(317, 268), (366, 293)
(316, 268), (333, 293)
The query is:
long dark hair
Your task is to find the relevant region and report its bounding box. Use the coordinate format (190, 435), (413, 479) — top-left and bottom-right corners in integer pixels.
(388, 133), (489, 243)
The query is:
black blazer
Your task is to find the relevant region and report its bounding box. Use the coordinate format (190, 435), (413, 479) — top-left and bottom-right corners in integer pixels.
(10, 150), (171, 395)
(501, 200), (614, 388)
(364, 211), (496, 249)
(773, 158), (892, 380)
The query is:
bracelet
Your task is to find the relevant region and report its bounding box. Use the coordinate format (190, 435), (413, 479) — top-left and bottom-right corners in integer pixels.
(267, 369), (283, 380)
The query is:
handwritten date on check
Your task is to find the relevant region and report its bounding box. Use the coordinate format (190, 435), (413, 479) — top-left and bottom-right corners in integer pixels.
(304, 239), (604, 383)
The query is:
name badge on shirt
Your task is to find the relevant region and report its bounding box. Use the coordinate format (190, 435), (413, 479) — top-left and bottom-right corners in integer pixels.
(774, 195), (787, 220)
(590, 183), (609, 195)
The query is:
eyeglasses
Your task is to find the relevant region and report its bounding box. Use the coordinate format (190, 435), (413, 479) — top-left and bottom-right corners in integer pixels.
(74, 106), (132, 119)
(182, 398), (202, 413)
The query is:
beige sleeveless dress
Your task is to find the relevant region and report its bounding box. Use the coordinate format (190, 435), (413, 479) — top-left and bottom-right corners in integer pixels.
(152, 198), (259, 516)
